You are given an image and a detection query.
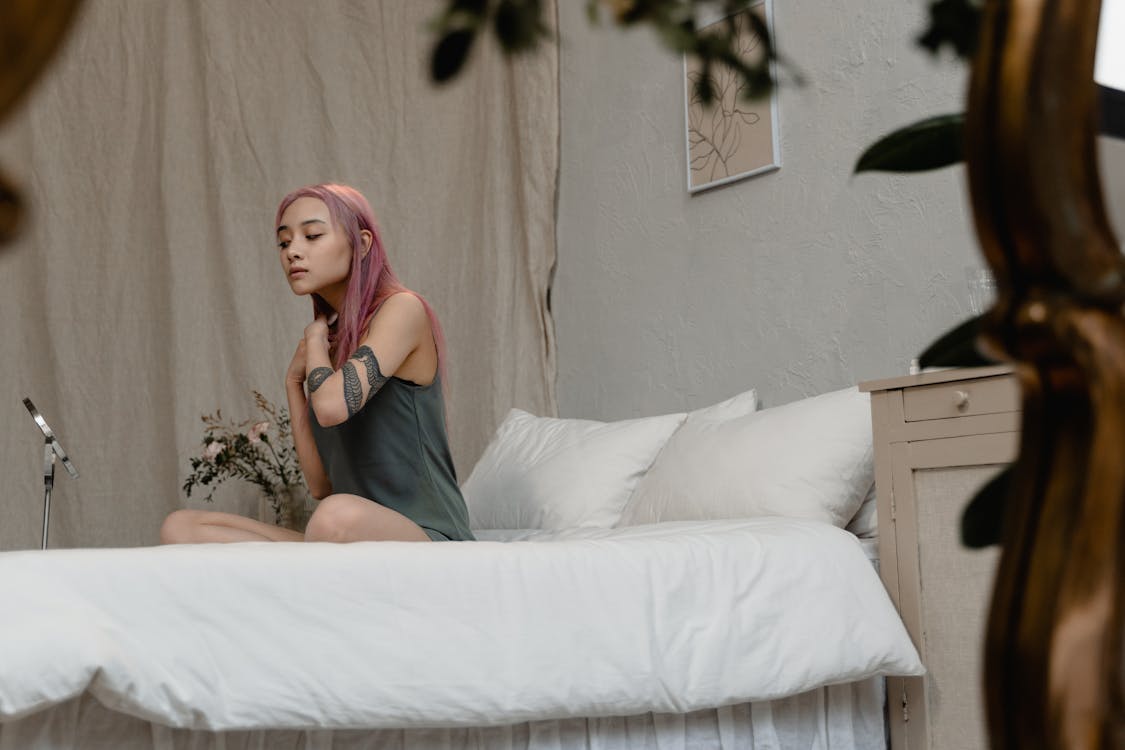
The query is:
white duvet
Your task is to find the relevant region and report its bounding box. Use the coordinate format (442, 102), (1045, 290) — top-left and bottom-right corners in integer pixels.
(0, 518), (923, 731)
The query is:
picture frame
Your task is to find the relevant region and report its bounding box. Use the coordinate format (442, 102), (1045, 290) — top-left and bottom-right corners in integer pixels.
(684, 0), (781, 193)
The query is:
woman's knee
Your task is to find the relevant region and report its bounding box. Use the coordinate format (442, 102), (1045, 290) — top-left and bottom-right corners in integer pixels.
(160, 509), (202, 544)
(304, 495), (360, 542)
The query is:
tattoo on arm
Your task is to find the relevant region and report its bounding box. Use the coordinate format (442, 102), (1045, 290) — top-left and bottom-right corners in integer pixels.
(353, 346), (388, 394)
(342, 362), (363, 417)
(339, 346), (389, 419)
(307, 367), (333, 393)
(330, 346), (390, 419)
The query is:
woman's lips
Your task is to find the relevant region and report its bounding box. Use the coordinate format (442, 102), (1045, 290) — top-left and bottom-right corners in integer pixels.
(290, 270), (308, 279)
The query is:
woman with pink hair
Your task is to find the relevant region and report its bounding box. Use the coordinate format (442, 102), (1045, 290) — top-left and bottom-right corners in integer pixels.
(161, 183), (475, 544)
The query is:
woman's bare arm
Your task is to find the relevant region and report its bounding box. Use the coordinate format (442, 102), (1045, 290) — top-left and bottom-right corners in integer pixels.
(285, 339), (333, 500)
(305, 293), (428, 428)
(286, 380), (332, 499)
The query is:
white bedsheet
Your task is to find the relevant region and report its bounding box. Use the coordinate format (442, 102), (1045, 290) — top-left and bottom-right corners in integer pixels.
(0, 518), (923, 731)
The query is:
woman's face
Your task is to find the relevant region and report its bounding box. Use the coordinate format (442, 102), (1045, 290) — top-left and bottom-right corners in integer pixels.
(276, 196), (354, 304)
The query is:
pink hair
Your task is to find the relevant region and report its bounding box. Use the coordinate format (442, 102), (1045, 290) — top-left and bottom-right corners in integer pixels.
(274, 183), (448, 386)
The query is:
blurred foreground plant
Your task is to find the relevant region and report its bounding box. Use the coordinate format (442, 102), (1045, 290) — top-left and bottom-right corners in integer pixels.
(428, 0), (798, 105)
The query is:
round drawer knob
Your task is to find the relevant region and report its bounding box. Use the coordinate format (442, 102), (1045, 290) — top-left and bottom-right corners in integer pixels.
(953, 390), (970, 409)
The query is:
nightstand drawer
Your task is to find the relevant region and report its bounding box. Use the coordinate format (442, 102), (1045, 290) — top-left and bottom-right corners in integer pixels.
(903, 375), (1019, 422)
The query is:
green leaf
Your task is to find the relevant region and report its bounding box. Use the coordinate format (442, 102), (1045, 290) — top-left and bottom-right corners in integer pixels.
(744, 10), (774, 58)
(586, 0), (600, 24)
(918, 314), (999, 369)
(694, 62), (716, 106)
(431, 30), (477, 83)
(656, 18), (697, 52)
(961, 466), (1011, 548)
(494, 0), (546, 52)
(854, 113), (964, 174)
(917, 0), (981, 59)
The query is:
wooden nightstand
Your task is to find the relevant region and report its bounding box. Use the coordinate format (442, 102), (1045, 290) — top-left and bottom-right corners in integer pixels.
(859, 366), (1020, 750)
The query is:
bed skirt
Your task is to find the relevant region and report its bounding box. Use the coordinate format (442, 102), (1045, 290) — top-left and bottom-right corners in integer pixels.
(0, 676), (885, 750)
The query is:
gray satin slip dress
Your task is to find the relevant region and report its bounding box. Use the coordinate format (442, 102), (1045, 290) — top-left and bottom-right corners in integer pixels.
(308, 372), (475, 542)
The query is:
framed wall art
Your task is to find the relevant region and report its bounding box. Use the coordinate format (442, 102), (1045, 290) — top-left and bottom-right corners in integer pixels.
(684, 0), (781, 193)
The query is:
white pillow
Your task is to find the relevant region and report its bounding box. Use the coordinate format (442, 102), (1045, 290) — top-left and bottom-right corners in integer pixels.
(462, 408), (688, 530)
(616, 386), (873, 528)
(845, 484), (878, 539)
(678, 385), (760, 422)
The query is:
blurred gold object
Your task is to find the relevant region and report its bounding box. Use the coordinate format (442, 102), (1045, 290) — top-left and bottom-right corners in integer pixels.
(0, 0), (85, 245)
(0, 168), (21, 244)
(603, 0), (637, 22)
(965, 0), (1125, 746)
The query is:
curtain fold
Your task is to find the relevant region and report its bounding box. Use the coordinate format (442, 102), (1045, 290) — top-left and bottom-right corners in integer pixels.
(0, 1), (558, 549)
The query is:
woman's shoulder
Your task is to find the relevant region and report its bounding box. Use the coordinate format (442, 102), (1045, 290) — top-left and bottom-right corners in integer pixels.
(360, 291), (428, 340)
(382, 289), (424, 310)
(374, 290), (426, 322)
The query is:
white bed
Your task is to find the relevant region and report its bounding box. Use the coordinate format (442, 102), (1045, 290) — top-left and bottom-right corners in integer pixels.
(0, 385), (924, 748)
(0, 520), (917, 749)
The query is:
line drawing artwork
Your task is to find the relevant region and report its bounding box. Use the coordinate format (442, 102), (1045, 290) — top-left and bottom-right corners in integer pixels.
(685, 1), (780, 192)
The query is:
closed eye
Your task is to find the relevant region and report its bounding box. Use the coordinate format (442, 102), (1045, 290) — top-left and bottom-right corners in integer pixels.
(278, 240), (290, 249)
(306, 233), (323, 241)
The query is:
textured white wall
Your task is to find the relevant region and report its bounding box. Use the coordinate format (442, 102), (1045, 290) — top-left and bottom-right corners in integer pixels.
(554, 3), (1125, 418)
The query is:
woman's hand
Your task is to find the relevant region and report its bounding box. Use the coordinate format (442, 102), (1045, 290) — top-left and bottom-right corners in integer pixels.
(303, 311), (339, 343)
(286, 338), (308, 386)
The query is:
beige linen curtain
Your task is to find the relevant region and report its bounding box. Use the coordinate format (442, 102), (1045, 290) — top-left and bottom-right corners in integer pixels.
(0, 1), (558, 549)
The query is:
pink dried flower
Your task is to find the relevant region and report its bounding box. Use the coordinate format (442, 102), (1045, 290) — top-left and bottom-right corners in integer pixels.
(203, 441), (225, 461)
(248, 421), (270, 444)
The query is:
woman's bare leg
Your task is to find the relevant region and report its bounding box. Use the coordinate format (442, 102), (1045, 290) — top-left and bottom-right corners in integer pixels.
(304, 494), (433, 542)
(160, 509), (304, 544)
